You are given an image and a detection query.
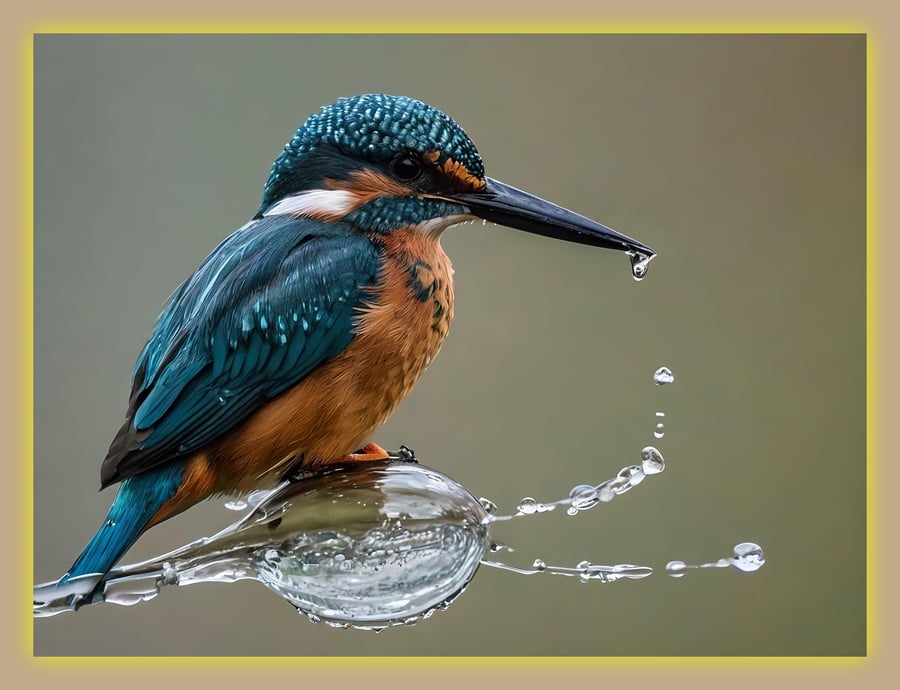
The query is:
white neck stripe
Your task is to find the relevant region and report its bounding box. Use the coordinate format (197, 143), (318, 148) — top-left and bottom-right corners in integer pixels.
(263, 189), (357, 218)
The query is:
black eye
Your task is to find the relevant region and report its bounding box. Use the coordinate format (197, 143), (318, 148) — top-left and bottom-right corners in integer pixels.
(391, 155), (422, 181)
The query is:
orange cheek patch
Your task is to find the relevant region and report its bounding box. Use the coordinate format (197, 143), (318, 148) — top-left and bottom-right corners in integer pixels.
(325, 169), (412, 201)
(426, 151), (486, 191)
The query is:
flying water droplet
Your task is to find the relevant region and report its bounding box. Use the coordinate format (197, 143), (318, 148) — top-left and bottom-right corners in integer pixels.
(730, 542), (766, 572)
(628, 251), (654, 281)
(479, 497), (498, 515)
(224, 498), (248, 511)
(617, 465), (645, 489)
(569, 484), (599, 511)
(516, 497), (538, 515)
(654, 423), (665, 439)
(665, 543), (765, 577)
(640, 446), (665, 475)
(653, 367), (674, 385)
(665, 560), (687, 578)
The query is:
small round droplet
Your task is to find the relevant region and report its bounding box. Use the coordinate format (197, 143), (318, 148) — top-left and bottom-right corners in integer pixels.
(666, 560), (687, 578)
(628, 251), (654, 281)
(224, 498), (248, 511)
(730, 542), (765, 572)
(640, 446), (665, 475)
(516, 497), (538, 515)
(532, 558), (547, 571)
(653, 366), (674, 385)
(479, 497), (498, 514)
(654, 423), (665, 439)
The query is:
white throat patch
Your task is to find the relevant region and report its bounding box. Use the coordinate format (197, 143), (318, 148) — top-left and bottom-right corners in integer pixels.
(418, 213), (474, 238)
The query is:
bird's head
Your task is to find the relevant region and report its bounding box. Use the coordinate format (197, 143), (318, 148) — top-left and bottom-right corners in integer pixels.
(257, 94), (654, 270)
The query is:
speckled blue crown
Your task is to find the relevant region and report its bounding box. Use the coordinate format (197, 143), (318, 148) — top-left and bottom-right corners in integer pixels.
(260, 94), (484, 211)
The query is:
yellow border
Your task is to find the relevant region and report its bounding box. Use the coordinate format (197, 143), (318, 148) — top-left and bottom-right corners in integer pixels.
(21, 32), (34, 661)
(28, 25), (870, 33)
(20, 27), (877, 681)
(865, 27), (877, 661)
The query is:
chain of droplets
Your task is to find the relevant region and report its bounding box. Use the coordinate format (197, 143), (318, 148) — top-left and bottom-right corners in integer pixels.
(666, 542), (765, 577)
(474, 446), (665, 584)
(479, 445), (665, 524)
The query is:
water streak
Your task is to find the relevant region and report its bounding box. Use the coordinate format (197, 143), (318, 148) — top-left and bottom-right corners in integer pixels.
(665, 542), (766, 577)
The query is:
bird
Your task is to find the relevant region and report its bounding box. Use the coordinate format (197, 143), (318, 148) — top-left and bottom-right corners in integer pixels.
(47, 93), (654, 601)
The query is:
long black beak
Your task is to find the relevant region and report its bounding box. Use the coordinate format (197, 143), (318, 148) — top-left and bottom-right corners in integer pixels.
(450, 177), (655, 258)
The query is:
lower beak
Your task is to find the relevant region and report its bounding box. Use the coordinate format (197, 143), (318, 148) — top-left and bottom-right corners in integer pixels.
(449, 177), (655, 258)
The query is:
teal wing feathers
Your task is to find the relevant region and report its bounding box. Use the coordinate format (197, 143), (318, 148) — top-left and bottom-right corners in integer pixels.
(100, 216), (382, 488)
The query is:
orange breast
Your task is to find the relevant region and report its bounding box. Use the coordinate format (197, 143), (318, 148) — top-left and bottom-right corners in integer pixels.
(176, 227), (455, 500)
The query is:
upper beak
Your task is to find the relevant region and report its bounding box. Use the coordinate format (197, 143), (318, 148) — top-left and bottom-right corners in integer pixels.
(449, 177), (655, 258)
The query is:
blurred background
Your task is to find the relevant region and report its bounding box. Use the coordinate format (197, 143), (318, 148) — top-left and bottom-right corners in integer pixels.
(33, 35), (865, 656)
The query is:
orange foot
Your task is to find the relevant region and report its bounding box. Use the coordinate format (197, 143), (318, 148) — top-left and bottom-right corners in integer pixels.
(341, 442), (391, 463)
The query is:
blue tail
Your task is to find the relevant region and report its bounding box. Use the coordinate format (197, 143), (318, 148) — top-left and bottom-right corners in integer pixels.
(61, 461), (186, 582)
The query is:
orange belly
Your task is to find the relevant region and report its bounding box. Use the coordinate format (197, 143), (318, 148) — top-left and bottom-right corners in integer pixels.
(159, 227), (455, 516)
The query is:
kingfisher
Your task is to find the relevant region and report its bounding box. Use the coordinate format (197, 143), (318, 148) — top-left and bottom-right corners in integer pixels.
(48, 94), (654, 599)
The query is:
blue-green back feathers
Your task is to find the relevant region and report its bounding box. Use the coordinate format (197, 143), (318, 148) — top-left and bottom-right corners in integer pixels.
(101, 216), (381, 488)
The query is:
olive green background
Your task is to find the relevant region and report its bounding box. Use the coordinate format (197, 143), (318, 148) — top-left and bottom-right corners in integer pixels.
(33, 35), (865, 656)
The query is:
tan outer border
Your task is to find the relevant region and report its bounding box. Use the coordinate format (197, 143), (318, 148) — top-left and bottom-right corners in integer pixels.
(4, 2), (894, 688)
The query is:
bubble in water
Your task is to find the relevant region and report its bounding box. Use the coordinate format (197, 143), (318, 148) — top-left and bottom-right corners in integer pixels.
(628, 251), (654, 281)
(640, 446), (665, 475)
(653, 367), (674, 385)
(224, 498), (248, 511)
(516, 497), (538, 515)
(730, 542), (765, 572)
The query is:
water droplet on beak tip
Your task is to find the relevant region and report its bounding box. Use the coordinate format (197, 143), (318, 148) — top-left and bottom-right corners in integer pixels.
(628, 251), (654, 281)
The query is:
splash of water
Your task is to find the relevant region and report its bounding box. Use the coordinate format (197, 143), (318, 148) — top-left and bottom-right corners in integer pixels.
(34, 463), (490, 629)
